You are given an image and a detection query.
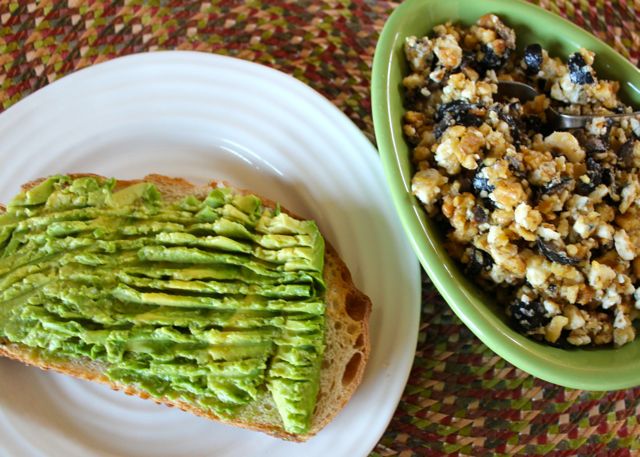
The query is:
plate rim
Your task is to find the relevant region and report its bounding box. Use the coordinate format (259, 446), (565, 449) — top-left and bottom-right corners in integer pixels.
(0, 50), (421, 456)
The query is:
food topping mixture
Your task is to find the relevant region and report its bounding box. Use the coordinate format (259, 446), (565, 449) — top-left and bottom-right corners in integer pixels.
(403, 14), (640, 346)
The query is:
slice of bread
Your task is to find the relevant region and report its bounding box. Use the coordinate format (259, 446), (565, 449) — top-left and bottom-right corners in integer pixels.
(0, 174), (372, 441)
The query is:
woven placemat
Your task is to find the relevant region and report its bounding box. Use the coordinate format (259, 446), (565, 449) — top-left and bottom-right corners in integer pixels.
(0, 1), (639, 456)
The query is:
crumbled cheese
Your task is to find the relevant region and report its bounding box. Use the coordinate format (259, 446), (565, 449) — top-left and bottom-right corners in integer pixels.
(595, 223), (614, 240)
(573, 215), (596, 238)
(525, 256), (550, 288)
(543, 299), (561, 316)
(588, 261), (617, 289)
(601, 288), (622, 310)
(411, 168), (448, 213)
(537, 224), (561, 241)
(614, 229), (636, 261)
(514, 203), (542, 232)
(404, 36), (434, 72)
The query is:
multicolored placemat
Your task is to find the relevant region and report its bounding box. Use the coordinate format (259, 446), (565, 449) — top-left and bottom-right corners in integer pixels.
(0, 1), (638, 455)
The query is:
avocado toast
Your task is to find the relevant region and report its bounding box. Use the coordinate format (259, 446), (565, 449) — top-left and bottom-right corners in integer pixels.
(0, 174), (371, 441)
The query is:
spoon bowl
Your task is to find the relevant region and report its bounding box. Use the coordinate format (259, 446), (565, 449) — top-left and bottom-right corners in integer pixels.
(497, 80), (640, 129)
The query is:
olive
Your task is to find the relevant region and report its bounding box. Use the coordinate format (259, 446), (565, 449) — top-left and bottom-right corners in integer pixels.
(464, 246), (493, 275)
(618, 140), (636, 169)
(572, 123), (611, 154)
(472, 205), (489, 224)
(459, 49), (482, 73)
(522, 115), (544, 134)
(542, 176), (574, 195)
(567, 52), (595, 85)
(498, 110), (524, 145)
(523, 43), (543, 75)
(435, 100), (478, 122)
(575, 157), (604, 195)
(479, 44), (511, 71)
(536, 239), (580, 266)
(508, 298), (550, 331)
(434, 101), (484, 139)
(471, 166), (495, 196)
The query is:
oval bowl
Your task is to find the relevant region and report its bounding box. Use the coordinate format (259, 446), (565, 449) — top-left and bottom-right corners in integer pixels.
(372, 0), (640, 390)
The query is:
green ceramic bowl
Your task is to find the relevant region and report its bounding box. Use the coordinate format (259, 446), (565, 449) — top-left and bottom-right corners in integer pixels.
(372, 0), (640, 390)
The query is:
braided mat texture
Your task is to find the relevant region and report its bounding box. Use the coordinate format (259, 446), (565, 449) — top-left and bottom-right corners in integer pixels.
(0, 1), (638, 456)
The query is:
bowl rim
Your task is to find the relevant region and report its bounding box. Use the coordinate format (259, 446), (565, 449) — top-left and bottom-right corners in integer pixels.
(372, 0), (640, 390)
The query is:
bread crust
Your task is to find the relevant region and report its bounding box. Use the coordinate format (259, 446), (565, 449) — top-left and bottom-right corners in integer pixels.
(0, 174), (371, 441)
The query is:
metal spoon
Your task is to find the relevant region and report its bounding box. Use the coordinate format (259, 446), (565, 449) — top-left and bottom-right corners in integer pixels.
(497, 80), (640, 130)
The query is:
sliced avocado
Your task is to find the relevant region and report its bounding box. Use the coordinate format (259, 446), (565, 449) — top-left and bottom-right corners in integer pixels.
(112, 182), (159, 207)
(24, 176), (60, 206)
(204, 188), (232, 208)
(0, 175), (326, 434)
(232, 194), (261, 216)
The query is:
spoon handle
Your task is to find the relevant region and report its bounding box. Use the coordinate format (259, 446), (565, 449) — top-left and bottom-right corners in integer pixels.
(551, 111), (640, 130)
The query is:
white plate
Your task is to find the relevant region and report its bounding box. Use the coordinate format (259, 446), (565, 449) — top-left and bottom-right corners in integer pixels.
(0, 51), (420, 457)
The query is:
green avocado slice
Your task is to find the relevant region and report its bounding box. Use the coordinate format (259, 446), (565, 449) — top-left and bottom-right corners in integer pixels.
(0, 175), (327, 434)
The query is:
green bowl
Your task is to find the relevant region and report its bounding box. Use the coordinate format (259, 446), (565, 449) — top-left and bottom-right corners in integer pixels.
(372, 0), (640, 390)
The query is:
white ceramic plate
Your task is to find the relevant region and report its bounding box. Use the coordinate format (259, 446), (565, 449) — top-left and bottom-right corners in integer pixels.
(0, 51), (420, 457)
